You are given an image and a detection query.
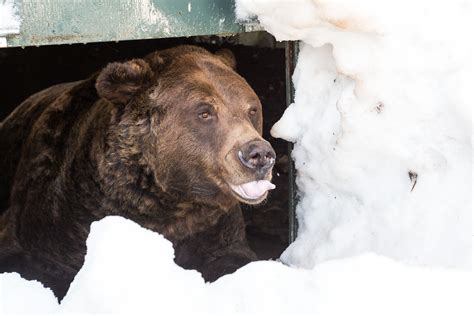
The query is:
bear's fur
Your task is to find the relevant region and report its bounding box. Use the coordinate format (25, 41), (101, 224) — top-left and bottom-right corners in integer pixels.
(0, 45), (275, 299)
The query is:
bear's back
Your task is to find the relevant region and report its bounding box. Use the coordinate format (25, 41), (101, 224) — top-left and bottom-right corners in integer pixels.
(0, 79), (100, 213)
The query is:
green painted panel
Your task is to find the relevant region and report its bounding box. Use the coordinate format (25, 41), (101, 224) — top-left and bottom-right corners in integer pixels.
(4, 0), (253, 47)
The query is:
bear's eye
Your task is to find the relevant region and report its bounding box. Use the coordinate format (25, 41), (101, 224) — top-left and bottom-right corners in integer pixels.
(249, 108), (257, 116)
(196, 103), (215, 121)
(199, 111), (210, 119)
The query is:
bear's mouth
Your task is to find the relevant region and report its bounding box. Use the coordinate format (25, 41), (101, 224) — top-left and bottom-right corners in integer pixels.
(228, 180), (276, 205)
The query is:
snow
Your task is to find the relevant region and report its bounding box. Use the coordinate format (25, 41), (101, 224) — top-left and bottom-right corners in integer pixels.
(0, 0), (20, 36)
(1, 217), (472, 315)
(237, 0), (472, 269)
(0, 273), (58, 313)
(1, 0), (472, 314)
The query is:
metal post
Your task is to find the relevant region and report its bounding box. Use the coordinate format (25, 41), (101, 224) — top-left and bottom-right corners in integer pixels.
(285, 41), (299, 244)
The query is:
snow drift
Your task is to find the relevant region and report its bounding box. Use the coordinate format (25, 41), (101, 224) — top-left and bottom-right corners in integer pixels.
(1, 217), (471, 315)
(237, 0), (472, 269)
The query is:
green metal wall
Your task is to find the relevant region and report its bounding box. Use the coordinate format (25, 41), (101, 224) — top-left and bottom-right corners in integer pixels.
(2, 0), (257, 47)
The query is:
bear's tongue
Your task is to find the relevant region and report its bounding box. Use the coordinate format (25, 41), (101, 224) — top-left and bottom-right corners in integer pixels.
(231, 180), (276, 200)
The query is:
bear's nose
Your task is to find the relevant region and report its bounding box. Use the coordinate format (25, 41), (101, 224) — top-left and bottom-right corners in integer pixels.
(238, 140), (276, 173)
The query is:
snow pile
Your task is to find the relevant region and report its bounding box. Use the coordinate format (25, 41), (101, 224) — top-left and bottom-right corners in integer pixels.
(237, 0), (472, 269)
(0, 0), (20, 36)
(2, 217), (472, 315)
(0, 272), (58, 313)
(59, 217), (205, 314)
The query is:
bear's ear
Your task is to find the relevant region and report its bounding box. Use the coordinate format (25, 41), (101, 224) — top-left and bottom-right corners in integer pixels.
(96, 59), (154, 106)
(215, 49), (236, 69)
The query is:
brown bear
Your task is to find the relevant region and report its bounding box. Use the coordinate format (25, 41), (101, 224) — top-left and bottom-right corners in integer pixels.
(0, 45), (276, 299)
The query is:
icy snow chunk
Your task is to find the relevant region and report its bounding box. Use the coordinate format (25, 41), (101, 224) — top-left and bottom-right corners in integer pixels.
(0, 0), (20, 36)
(60, 216), (205, 313)
(0, 272), (58, 313)
(239, 0), (472, 269)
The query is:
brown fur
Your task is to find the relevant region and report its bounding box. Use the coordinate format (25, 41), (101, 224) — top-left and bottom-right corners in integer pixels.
(0, 45), (274, 299)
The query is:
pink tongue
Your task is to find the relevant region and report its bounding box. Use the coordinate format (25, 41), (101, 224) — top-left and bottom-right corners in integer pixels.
(240, 180), (276, 199)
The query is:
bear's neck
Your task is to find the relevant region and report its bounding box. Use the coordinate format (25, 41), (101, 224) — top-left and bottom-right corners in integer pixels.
(94, 127), (232, 242)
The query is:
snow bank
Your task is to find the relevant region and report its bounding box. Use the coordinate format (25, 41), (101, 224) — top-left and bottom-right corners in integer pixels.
(237, 0), (472, 269)
(2, 217), (472, 315)
(0, 273), (58, 313)
(59, 217), (205, 314)
(0, 0), (20, 36)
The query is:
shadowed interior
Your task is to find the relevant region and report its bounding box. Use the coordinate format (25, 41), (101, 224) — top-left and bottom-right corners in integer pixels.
(0, 33), (288, 262)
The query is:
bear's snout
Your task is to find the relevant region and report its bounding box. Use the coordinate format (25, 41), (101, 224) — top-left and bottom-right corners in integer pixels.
(238, 140), (276, 175)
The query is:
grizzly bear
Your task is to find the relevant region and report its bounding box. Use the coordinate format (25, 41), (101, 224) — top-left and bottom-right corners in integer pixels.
(0, 45), (276, 299)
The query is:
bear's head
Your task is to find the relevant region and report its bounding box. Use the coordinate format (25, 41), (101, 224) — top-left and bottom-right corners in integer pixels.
(95, 46), (276, 208)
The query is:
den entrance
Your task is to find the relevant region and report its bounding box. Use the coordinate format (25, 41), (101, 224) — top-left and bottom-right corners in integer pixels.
(0, 31), (289, 263)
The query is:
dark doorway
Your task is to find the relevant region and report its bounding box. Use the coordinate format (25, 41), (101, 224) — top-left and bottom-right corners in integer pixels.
(0, 32), (289, 261)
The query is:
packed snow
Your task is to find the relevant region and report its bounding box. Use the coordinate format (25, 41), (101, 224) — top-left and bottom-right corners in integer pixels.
(0, 273), (58, 313)
(1, 0), (472, 314)
(0, 0), (20, 36)
(1, 217), (472, 315)
(237, 0), (472, 269)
